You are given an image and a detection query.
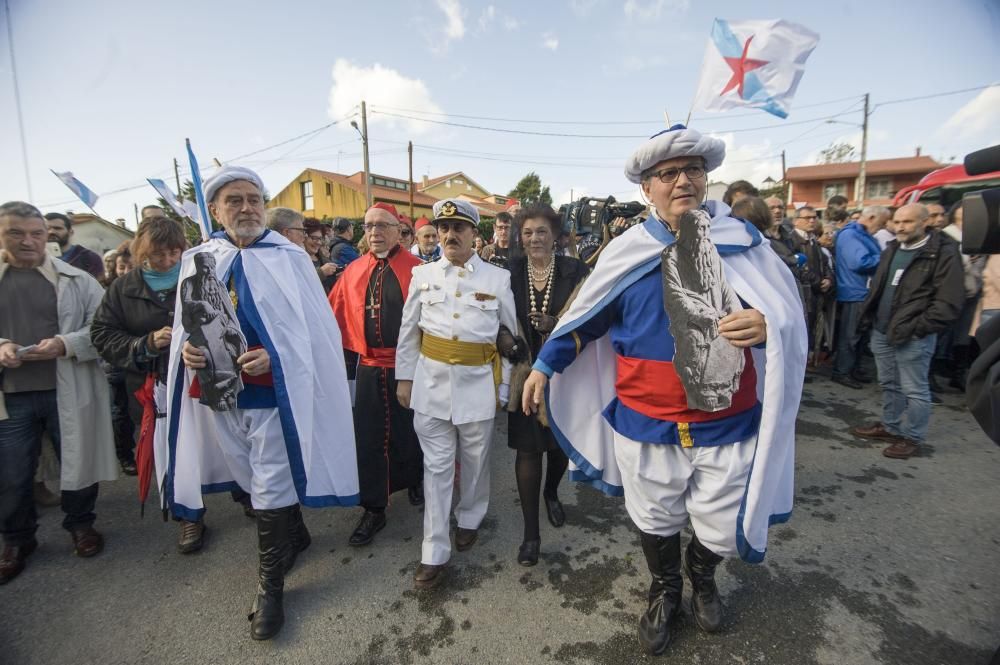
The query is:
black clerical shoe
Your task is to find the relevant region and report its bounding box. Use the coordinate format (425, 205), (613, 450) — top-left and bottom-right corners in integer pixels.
(348, 510), (386, 547)
(517, 540), (540, 567)
(408, 485), (424, 507)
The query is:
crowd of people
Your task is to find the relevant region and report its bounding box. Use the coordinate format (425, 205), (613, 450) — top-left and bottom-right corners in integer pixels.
(0, 122), (983, 656)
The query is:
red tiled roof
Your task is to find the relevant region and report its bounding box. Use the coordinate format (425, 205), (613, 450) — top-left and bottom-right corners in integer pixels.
(310, 169), (438, 207)
(420, 172), (463, 190)
(786, 156), (942, 181)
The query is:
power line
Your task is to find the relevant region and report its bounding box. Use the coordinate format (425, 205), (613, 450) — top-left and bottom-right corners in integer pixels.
(368, 94), (867, 125)
(369, 108), (868, 139)
(870, 83), (997, 113)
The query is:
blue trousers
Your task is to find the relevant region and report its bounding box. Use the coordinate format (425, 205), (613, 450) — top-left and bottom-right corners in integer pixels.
(870, 331), (936, 443)
(0, 390), (99, 546)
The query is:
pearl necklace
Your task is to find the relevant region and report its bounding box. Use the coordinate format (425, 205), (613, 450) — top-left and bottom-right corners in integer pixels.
(527, 255), (555, 315)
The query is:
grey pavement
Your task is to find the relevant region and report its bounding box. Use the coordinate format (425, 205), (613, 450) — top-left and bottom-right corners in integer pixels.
(2, 376), (999, 665)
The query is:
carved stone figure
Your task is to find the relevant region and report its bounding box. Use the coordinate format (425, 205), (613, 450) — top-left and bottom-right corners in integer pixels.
(661, 209), (744, 411)
(180, 252), (246, 411)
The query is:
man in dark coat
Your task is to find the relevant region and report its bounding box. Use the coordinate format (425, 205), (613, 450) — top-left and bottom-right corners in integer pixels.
(850, 204), (964, 459)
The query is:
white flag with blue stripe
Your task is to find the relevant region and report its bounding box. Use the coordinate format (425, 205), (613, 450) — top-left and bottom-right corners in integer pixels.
(691, 18), (820, 119)
(147, 178), (190, 220)
(51, 170), (99, 210)
(185, 139), (213, 241)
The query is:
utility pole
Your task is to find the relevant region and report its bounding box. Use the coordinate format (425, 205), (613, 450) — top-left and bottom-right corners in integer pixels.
(5, 0), (33, 200)
(361, 100), (371, 207)
(408, 141), (414, 219)
(780, 150), (787, 205)
(856, 93), (870, 208)
(173, 158), (182, 197)
(133, 203), (139, 226)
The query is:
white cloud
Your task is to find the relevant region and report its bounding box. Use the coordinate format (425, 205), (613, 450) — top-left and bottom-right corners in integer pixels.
(436, 0), (466, 41)
(568, 0), (602, 17)
(705, 133), (782, 188)
(542, 32), (559, 51)
(327, 59), (443, 135)
(939, 86), (1000, 145)
(477, 5), (495, 31)
(477, 4), (519, 32)
(623, 0), (689, 21)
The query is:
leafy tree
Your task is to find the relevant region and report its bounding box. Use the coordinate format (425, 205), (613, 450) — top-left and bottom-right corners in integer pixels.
(818, 142), (856, 164)
(508, 172), (553, 206)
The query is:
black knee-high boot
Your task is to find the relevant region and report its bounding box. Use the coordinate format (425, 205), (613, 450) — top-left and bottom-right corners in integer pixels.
(637, 532), (683, 656)
(684, 533), (724, 633)
(249, 506), (293, 641)
(284, 504), (311, 574)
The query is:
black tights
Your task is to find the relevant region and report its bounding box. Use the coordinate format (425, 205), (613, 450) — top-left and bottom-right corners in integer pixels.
(515, 448), (569, 542)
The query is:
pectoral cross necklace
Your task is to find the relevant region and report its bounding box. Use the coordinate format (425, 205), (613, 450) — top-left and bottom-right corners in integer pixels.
(366, 259), (389, 319)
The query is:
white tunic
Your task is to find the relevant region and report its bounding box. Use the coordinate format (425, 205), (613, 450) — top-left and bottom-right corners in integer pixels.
(396, 253), (517, 425)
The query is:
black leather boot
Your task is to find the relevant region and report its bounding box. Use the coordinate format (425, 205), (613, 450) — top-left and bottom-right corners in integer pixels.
(684, 533), (725, 633)
(284, 504), (311, 573)
(637, 532), (683, 656)
(249, 506), (293, 641)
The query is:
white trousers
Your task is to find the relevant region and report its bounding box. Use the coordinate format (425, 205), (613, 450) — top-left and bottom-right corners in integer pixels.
(613, 431), (756, 557)
(414, 412), (494, 565)
(212, 408), (298, 510)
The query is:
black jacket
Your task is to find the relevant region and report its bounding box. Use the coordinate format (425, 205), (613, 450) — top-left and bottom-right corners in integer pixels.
(91, 270), (176, 420)
(859, 230), (964, 345)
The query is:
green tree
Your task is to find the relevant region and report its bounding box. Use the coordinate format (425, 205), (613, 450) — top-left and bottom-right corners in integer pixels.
(818, 142), (856, 164)
(155, 179), (205, 245)
(508, 172), (553, 206)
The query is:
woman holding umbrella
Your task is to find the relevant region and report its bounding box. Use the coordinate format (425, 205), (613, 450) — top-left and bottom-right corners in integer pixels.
(91, 218), (249, 551)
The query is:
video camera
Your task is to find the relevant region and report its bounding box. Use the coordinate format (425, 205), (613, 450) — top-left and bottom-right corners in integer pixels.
(957, 144), (1000, 255)
(558, 195), (647, 264)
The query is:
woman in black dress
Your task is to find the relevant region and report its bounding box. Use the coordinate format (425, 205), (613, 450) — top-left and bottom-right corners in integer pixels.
(507, 204), (589, 566)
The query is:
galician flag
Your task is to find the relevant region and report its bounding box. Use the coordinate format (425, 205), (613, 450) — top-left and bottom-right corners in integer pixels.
(185, 139), (213, 241)
(51, 170), (99, 210)
(146, 178), (200, 222)
(691, 18), (819, 119)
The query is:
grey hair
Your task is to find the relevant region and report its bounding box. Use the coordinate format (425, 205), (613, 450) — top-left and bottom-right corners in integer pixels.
(266, 207), (305, 233)
(861, 205), (890, 219)
(0, 200), (44, 221)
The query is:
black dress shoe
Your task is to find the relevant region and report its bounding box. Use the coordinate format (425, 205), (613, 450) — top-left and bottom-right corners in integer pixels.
(517, 540), (540, 567)
(348, 510), (386, 547)
(455, 527), (478, 551)
(543, 492), (566, 528)
(120, 460), (138, 476)
(408, 485), (424, 507)
(0, 539), (37, 584)
(831, 374), (863, 389)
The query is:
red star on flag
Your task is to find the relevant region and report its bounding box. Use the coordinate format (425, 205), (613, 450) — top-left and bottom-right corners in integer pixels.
(720, 35), (769, 98)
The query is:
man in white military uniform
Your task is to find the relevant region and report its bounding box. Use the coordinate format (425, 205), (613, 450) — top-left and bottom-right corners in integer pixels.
(396, 198), (517, 589)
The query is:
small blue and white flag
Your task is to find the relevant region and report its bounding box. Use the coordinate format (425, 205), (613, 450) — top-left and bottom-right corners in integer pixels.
(51, 170), (100, 210)
(185, 139), (213, 241)
(147, 178), (190, 220)
(691, 19), (820, 119)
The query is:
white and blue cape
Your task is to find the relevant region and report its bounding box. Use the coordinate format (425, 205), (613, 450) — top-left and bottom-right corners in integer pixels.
(545, 201), (806, 562)
(160, 231), (359, 519)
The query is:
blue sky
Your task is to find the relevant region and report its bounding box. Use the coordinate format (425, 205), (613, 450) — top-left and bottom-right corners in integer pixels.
(1, 0), (998, 227)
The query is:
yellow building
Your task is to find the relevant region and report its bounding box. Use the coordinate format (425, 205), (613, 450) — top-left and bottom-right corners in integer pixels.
(268, 168), (437, 220)
(419, 172), (514, 221)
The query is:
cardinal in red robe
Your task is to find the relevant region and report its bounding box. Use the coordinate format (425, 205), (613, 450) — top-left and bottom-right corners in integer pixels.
(329, 202), (425, 547)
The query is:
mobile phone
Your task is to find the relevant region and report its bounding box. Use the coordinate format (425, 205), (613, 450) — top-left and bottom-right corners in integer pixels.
(15, 344), (38, 359)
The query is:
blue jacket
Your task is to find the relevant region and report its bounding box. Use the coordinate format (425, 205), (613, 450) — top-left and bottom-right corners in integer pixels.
(835, 222), (882, 302)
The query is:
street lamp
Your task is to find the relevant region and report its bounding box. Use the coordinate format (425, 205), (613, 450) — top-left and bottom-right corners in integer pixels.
(351, 102), (372, 208)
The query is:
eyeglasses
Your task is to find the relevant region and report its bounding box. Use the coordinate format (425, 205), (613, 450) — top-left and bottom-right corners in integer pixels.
(648, 165), (706, 184)
(363, 222), (399, 232)
(306, 234), (323, 242)
(400, 229), (413, 237)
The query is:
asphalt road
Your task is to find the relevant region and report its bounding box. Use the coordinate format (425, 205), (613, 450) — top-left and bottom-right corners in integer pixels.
(2, 375), (998, 665)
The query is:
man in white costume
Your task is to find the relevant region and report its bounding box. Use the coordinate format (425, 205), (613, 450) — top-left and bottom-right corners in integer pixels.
(396, 198), (517, 589)
(164, 166), (359, 641)
(522, 125), (806, 656)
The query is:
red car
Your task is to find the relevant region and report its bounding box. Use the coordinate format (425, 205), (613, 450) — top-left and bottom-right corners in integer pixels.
(893, 163), (1000, 207)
